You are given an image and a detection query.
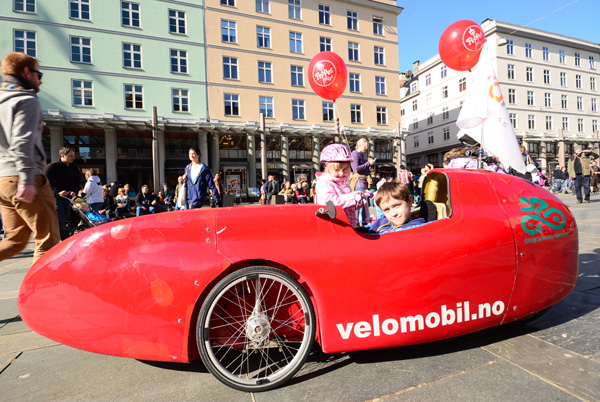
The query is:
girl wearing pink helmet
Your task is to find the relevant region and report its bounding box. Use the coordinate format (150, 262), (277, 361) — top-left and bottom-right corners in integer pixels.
(315, 143), (369, 227)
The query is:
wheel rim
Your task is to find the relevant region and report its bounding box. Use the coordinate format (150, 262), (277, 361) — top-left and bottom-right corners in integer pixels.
(202, 272), (312, 388)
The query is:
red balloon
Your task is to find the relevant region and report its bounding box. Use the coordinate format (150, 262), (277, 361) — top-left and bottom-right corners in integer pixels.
(308, 52), (348, 101)
(439, 20), (485, 71)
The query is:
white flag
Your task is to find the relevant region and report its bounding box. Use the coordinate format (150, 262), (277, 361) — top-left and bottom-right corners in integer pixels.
(456, 42), (526, 174)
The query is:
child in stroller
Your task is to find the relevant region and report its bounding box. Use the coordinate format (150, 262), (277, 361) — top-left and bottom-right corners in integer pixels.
(62, 196), (110, 233)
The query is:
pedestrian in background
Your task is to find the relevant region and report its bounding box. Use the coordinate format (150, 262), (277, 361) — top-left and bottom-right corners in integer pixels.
(182, 146), (219, 208)
(0, 52), (60, 262)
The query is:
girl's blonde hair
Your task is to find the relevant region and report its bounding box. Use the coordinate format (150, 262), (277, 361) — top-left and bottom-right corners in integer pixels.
(324, 161), (350, 175)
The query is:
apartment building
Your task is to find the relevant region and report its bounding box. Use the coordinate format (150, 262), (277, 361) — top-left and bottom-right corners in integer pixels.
(1, 0), (403, 195)
(1, 0), (207, 189)
(205, 0), (402, 191)
(401, 19), (600, 173)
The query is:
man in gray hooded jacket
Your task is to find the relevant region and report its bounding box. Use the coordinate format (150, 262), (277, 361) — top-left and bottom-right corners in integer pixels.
(0, 52), (60, 263)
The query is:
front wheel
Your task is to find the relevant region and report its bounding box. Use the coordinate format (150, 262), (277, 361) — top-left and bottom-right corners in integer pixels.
(197, 266), (315, 392)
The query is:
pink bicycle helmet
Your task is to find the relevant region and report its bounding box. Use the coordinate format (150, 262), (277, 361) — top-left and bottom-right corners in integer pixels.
(320, 143), (352, 163)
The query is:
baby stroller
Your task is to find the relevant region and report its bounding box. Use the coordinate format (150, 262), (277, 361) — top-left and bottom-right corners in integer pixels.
(61, 195), (110, 234)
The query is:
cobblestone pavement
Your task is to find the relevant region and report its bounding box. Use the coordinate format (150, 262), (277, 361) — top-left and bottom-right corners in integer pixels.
(1, 191), (599, 401)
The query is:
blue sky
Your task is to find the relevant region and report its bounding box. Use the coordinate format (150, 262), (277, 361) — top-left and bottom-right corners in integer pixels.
(396, 0), (598, 71)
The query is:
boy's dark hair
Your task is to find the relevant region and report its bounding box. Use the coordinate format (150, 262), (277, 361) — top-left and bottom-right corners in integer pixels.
(59, 146), (74, 157)
(375, 181), (412, 206)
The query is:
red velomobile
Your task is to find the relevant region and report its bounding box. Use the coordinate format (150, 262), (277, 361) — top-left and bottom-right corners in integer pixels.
(18, 170), (578, 392)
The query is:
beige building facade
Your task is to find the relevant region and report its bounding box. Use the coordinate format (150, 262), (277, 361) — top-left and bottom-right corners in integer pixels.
(205, 0), (403, 191)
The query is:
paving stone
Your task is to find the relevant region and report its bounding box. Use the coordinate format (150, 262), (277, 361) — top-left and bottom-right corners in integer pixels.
(0, 268), (28, 300)
(0, 331), (59, 355)
(535, 307), (600, 358)
(482, 334), (600, 402)
(381, 360), (580, 402)
(0, 298), (19, 325)
(0, 352), (19, 373)
(0, 316), (30, 336)
(0, 345), (250, 402)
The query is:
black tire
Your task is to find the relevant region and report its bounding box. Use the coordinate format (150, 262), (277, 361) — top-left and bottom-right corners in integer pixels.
(197, 266), (315, 392)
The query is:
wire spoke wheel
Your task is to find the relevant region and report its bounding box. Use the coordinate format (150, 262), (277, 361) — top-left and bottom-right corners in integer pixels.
(198, 267), (315, 392)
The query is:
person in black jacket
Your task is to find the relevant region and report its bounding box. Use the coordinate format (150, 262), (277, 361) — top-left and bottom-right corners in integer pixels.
(135, 185), (157, 216)
(98, 186), (115, 219)
(45, 147), (81, 240)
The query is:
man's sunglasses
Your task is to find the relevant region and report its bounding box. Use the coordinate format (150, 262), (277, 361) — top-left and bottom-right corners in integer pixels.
(30, 68), (43, 80)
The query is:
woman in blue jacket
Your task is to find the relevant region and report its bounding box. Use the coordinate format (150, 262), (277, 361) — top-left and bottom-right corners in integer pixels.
(182, 146), (220, 209)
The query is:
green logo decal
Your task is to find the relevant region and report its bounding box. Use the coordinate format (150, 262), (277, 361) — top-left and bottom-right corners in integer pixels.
(519, 196), (566, 235)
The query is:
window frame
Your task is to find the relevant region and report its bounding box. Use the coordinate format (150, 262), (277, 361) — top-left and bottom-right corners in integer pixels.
(221, 20), (237, 43)
(349, 72), (361, 93)
(289, 31), (303, 53)
(290, 65), (304, 87)
(292, 99), (306, 120)
(322, 101), (334, 122)
(70, 35), (92, 64)
(124, 83), (144, 110)
(172, 88), (190, 113)
(348, 41), (359, 61)
(259, 95), (274, 118)
(121, 1), (140, 28)
(256, 0), (269, 14)
(376, 106), (387, 125)
(122, 42), (142, 69)
(14, 29), (36, 57)
(72, 79), (93, 107)
(170, 49), (188, 74)
(347, 10), (358, 31)
(288, 0), (301, 20)
(318, 4), (330, 25)
(258, 61), (273, 84)
(319, 36), (331, 52)
(168, 9), (186, 35)
(374, 46), (385, 65)
(350, 104), (362, 123)
(14, 0), (36, 13)
(223, 56), (239, 80)
(224, 93), (240, 116)
(375, 76), (386, 95)
(256, 26), (271, 48)
(69, 0), (90, 21)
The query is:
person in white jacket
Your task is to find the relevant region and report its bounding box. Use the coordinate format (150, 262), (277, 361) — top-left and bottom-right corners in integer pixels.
(82, 169), (103, 212)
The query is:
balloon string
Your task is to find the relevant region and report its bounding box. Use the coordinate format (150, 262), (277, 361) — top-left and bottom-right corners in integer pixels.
(333, 100), (350, 149)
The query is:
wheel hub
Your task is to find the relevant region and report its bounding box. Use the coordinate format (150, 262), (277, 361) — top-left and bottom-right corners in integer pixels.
(246, 314), (271, 343)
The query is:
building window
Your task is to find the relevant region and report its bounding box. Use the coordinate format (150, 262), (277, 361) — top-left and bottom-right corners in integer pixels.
(14, 0), (36, 13)
(170, 49), (187, 74)
(172, 88), (189, 113)
(560, 72), (567, 87)
(257, 26), (271, 48)
(121, 2), (140, 28)
(168, 10), (186, 34)
(224, 93), (239, 116)
(525, 43), (532, 58)
(347, 11), (358, 30)
(562, 117), (569, 131)
(507, 64), (515, 80)
(70, 36), (91, 63)
(426, 93), (432, 106)
(593, 120), (598, 132)
(412, 118), (418, 129)
(590, 56), (596, 69)
(72, 79), (93, 106)
(348, 42), (359, 61)
(70, 0), (90, 20)
(221, 0), (235, 5)
(320, 37), (331, 52)
(527, 91), (535, 106)
(410, 81), (417, 93)
(222, 20), (236, 43)
(528, 143), (539, 155)
(576, 75), (582, 89)
(375, 76), (386, 95)
(319, 5), (330, 25)
(256, 0), (269, 13)
(506, 39), (514, 55)
(509, 113), (517, 129)
(574, 53), (581, 67)
(412, 99), (417, 111)
(291, 65), (304, 86)
(124, 84), (143, 110)
(592, 98), (598, 112)
(526, 67), (533, 82)
(322, 101), (333, 122)
(292, 99), (305, 120)
(559, 50), (565, 63)
(223, 56), (238, 79)
(373, 16), (383, 35)
(443, 127), (450, 141)
(259, 96), (273, 118)
(258, 61), (272, 83)
(427, 113), (433, 125)
(591, 77), (597, 91)
(349, 73), (361, 92)
(542, 46), (549, 61)
(577, 96), (583, 110)
(544, 93), (552, 108)
(374, 46), (385, 65)
(289, 32), (302, 53)
(350, 104), (362, 123)
(543, 70), (550, 84)
(428, 132), (434, 144)
(14, 30), (36, 57)
(442, 106), (449, 120)
(440, 65), (447, 78)
(545, 116), (553, 130)
(288, 0), (301, 19)
(459, 78), (466, 92)
(561, 94), (568, 109)
(413, 136), (419, 148)
(528, 115), (535, 129)
(578, 118), (584, 132)
(425, 73), (431, 86)
(123, 43), (142, 69)
(441, 85), (448, 98)
(508, 89), (516, 104)
(376, 106), (387, 125)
